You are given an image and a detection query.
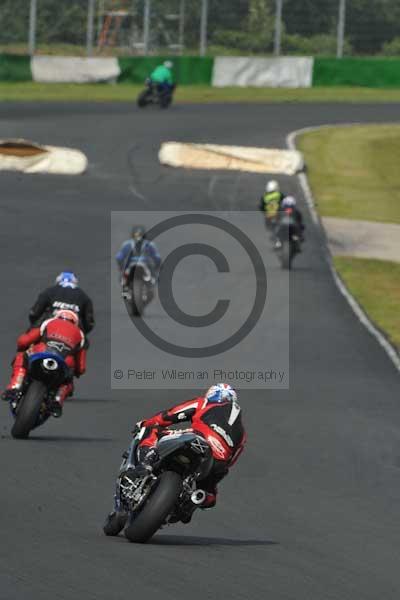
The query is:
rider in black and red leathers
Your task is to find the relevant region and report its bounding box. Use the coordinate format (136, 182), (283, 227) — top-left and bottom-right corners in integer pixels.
(125, 384), (246, 520)
(2, 310), (87, 417)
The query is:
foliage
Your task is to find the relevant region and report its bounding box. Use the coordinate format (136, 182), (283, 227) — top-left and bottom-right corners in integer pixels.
(284, 34), (352, 56)
(381, 37), (400, 57)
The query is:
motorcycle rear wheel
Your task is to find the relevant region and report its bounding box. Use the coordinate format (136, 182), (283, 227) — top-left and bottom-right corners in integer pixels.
(280, 240), (293, 270)
(124, 471), (182, 543)
(11, 380), (47, 439)
(131, 278), (146, 316)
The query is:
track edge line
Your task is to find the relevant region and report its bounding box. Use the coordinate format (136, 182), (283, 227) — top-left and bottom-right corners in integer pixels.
(287, 124), (400, 374)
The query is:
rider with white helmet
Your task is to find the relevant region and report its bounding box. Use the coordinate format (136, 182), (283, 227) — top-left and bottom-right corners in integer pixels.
(260, 179), (286, 225)
(118, 383), (246, 523)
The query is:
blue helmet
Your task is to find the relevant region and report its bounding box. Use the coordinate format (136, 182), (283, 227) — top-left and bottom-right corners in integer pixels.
(55, 272), (79, 289)
(205, 383), (238, 405)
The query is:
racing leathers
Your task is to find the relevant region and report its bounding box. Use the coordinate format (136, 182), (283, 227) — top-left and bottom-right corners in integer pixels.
(260, 190), (285, 224)
(29, 285), (94, 334)
(134, 397), (246, 511)
(150, 64), (173, 85)
(5, 317), (86, 410)
(115, 238), (161, 283)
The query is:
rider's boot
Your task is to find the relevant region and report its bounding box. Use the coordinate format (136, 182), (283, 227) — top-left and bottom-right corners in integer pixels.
(50, 382), (73, 418)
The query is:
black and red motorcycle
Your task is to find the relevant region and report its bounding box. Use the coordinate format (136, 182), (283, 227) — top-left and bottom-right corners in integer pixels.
(103, 427), (214, 543)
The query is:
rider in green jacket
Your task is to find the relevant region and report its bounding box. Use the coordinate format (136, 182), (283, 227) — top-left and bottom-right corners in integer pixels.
(150, 60), (174, 87)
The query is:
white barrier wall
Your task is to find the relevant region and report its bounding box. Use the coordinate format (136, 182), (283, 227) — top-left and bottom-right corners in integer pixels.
(212, 57), (314, 88)
(32, 57), (120, 83)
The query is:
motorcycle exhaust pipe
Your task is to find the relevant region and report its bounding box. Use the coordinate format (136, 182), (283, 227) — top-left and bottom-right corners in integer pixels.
(191, 489), (206, 505)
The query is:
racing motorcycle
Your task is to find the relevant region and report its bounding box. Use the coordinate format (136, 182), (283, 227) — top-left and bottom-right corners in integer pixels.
(275, 207), (302, 270)
(10, 346), (70, 439)
(122, 257), (155, 317)
(137, 79), (174, 109)
(103, 427), (214, 543)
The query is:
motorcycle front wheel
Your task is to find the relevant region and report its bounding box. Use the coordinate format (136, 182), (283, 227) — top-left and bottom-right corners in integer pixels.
(137, 90), (150, 108)
(124, 471), (182, 543)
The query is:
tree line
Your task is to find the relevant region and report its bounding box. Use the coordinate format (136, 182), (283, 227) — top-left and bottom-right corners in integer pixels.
(0, 0), (399, 55)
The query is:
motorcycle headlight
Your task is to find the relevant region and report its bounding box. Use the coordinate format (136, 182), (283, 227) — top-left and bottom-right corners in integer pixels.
(42, 358), (58, 371)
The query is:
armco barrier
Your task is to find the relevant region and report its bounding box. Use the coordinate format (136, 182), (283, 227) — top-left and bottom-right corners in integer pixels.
(118, 56), (214, 85)
(313, 57), (400, 88)
(0, 54), (31, 82)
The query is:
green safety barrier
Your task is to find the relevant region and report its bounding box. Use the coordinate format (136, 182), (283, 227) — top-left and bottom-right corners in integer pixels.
(313, 57), (400, 88)
(0, 54), (32, 81)
(118, 56), (214, 85)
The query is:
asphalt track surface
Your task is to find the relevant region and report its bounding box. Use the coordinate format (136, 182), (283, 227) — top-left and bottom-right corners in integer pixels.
(1, 102), (400, 600)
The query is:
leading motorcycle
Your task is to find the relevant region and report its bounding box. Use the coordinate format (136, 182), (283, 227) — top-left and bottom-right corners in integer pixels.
(137, 80), (175, 109)
(10, 347), (71, 439)
(103, 427), (214, 543)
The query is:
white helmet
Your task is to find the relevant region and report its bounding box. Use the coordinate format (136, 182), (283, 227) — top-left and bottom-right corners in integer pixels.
(205, 383), (238, 406)
(266, 180), (279, 194)
(164, 60), (173, 69)
(282, 196), (296, 208)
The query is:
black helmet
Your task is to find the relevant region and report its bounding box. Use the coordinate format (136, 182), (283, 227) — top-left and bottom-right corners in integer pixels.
(131, 226), (146, 241)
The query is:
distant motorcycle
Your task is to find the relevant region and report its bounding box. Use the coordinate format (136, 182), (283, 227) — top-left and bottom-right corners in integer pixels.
(122, 257), (155, 317)
(10, 347), (70, 439)
(137, 79), (174, 109)
(275, 207), (302, 270)
(103, 428), (214, 543)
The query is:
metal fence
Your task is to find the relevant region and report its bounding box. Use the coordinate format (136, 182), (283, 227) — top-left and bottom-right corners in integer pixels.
(0, 0), (398, 58)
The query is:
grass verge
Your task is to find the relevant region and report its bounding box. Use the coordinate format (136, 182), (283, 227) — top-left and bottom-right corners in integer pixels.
(3, 82), (400, 104)
(299, 124), (400, 352)
(334, 257), (400, 349)
(297, 124), (400, 224)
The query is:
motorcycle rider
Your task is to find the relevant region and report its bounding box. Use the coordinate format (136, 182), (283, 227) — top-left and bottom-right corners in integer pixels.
(29, 272), (94, 334)
(115, 226), (161, 291)
(121, 383), (246, 523)
(274, 195), (305, 249)
(2, 309), (86, 417)
(149, 60), (175, 94)
(259, 179), (285, 227)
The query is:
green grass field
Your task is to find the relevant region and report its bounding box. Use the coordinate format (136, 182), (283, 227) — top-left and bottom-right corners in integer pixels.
(299, 124), (400, 350)
(2, 82), (400, 104)
(334, 257), (400, 348)
(297, 124), (400, 224)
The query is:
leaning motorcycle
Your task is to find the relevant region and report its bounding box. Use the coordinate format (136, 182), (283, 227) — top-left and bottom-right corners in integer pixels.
(275, 207), (302, 270)
(10, 347), (70, 439)
(137, 79), (174, 109)
(103, 428), (214, 543)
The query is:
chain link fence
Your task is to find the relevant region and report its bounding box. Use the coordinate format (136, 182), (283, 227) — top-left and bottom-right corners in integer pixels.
(0, 0), (399, 57)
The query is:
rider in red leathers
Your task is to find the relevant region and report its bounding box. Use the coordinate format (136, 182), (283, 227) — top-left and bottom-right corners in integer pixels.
(123, 383), (246, 522)
(2, 310), (86, 417)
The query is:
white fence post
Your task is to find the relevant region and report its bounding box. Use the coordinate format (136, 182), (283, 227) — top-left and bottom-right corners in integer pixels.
(274, 0), (283, 56)
(28, 0), (38, 56)
(143, 0), (151, 55)
(87, 0), (96, 56)
(200, 0), (208, 57)
(337, 0), (347, 58)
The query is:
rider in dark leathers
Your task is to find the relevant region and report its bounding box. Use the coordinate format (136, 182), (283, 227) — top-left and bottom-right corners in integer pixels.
(29, 272), (94, 334)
